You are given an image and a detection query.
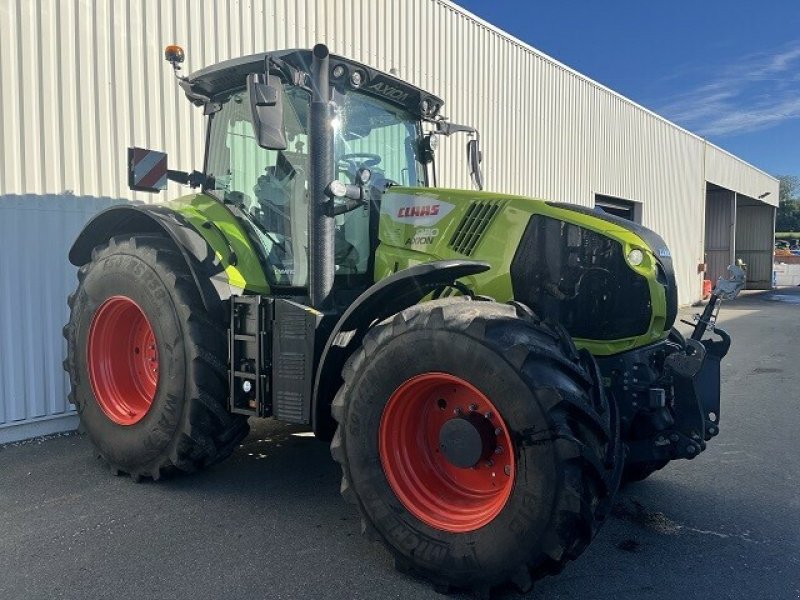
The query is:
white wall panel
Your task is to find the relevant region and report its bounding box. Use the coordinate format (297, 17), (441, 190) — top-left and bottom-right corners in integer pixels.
(706, 144), (779, 208)
(0, 195), (124, 443)
(0, 1), (778, 204)
(0, 0), (779, 439)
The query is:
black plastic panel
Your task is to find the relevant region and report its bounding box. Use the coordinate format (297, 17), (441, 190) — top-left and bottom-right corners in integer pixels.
(272, 299), (321, 424)
(511, 215), (652, 340)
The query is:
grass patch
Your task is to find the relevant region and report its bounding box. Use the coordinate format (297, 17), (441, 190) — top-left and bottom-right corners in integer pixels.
(776, 232), (800, 240)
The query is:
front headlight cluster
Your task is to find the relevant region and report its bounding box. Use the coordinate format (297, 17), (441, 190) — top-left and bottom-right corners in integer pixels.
(626, 248), (645, 267)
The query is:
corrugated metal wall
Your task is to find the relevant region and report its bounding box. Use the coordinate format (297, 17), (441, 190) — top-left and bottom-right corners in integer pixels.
(0, 195), (124, 442)
(705, 188), (735, 284)
(0, 0), (779, 440)
(736, 199), (777, 289)
(705, 144), (778, 207)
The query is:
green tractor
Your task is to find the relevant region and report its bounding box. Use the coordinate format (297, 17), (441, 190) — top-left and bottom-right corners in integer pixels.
(64, 43), (743, 594)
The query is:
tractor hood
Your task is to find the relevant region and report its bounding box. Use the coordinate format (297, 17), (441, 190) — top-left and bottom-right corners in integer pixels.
(375, 187), (678, 356)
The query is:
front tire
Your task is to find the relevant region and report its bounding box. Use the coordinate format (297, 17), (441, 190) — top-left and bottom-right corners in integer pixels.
(63, 235), (249, 480)
(331, 299), (622, 594)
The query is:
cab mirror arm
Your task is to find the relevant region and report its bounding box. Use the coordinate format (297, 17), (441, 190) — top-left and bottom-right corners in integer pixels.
(433, 120), (484, 190)
(167, 169), (206, 188)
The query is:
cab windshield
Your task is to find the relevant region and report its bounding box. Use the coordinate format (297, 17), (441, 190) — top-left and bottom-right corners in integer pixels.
(333, 91), (425, 188)
(332, 91), (425, 275)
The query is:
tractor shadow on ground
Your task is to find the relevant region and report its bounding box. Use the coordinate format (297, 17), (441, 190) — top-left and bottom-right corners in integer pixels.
(159, 419), (340, 499)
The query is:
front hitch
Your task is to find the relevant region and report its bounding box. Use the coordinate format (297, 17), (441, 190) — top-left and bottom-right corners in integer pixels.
(668, 326), (728, 453)
(624, 265), (743, 465)
(660, 264), (745, 458)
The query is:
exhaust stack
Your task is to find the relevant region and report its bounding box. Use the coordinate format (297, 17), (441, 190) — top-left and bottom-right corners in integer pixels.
(308, 43), (334, 309)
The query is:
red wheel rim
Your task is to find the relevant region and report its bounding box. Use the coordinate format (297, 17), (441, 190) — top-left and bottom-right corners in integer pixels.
(379, 373), (515, 533)
(87, 296), (159, 426)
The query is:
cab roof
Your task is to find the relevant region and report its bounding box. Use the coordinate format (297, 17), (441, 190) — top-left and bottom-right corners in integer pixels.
(180, 48), (444, 118)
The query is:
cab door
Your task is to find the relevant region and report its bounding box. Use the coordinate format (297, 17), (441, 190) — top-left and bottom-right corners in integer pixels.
(205, 86), (311, 289)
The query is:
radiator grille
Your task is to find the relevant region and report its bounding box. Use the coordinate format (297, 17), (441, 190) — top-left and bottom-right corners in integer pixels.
(449, 201), (502, 256)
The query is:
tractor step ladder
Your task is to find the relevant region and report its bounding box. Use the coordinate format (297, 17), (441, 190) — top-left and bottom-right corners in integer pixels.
(229, 295), (271, 417)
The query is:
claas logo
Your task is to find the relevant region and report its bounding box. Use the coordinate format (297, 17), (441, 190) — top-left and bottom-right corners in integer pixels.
(397, 204), (441, 218)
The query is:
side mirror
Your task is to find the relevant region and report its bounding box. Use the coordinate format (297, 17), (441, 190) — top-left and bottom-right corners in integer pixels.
(128, 147), (168, 193)
(467, 138), (484, 190)
(247, 73), (288, 150)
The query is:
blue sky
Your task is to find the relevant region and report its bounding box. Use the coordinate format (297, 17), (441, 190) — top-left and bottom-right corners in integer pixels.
(454, 1), (800, 177)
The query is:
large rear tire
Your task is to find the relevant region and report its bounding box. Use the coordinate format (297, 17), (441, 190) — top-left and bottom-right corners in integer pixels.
(331, 299), (622, 594)
(63, 235), (248, 480)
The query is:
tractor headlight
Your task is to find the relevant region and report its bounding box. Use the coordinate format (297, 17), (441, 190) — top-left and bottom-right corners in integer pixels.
(626, 248), (645, 267)
(350, 70), (365, 88)
(331, 64), (346, 79)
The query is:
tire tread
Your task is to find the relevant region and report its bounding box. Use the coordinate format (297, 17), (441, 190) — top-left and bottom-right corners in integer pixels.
(63, 234), (248, 480)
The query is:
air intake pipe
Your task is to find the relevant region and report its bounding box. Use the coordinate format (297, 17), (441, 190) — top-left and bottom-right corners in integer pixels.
(308, 43), (334, 309)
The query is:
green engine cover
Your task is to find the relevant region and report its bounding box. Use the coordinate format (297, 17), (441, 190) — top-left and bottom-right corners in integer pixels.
(375, 187), (675, 356)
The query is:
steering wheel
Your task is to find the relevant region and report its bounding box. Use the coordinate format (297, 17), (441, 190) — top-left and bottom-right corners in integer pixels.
(337, 153), (382, 179)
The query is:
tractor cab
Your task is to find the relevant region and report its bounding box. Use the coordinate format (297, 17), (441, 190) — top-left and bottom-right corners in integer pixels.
(198, 61), (427, 290)
(136, 44), (482, 305)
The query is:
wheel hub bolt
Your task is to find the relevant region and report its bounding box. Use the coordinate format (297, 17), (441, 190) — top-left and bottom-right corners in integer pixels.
(469, 403), (478, 412)
(504, 465), (511, 476)
(486, 459), (494, 467)
(494, 446), (503, 454)
(494, 428), (502, 436)
(484, 411), (493, 419)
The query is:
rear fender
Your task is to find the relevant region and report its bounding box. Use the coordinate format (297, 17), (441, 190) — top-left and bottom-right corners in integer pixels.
(311, 260), (490, 438)
(69, 204), (235, 320)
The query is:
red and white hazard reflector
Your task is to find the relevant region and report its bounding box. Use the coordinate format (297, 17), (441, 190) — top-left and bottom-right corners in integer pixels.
(128, 147), (168, 193)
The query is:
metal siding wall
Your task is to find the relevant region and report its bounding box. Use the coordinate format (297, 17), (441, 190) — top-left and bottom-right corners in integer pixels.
(706, 144), (779, 207)
(705, 189), (735, 283)
(0, 0), (779, 438)
(0, 195), (123, 442)
(0, 0), (780, 203)
(735, 202), (777, 289)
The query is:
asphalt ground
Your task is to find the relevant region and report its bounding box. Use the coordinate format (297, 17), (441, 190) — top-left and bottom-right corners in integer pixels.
(1, 288), (799, 600)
